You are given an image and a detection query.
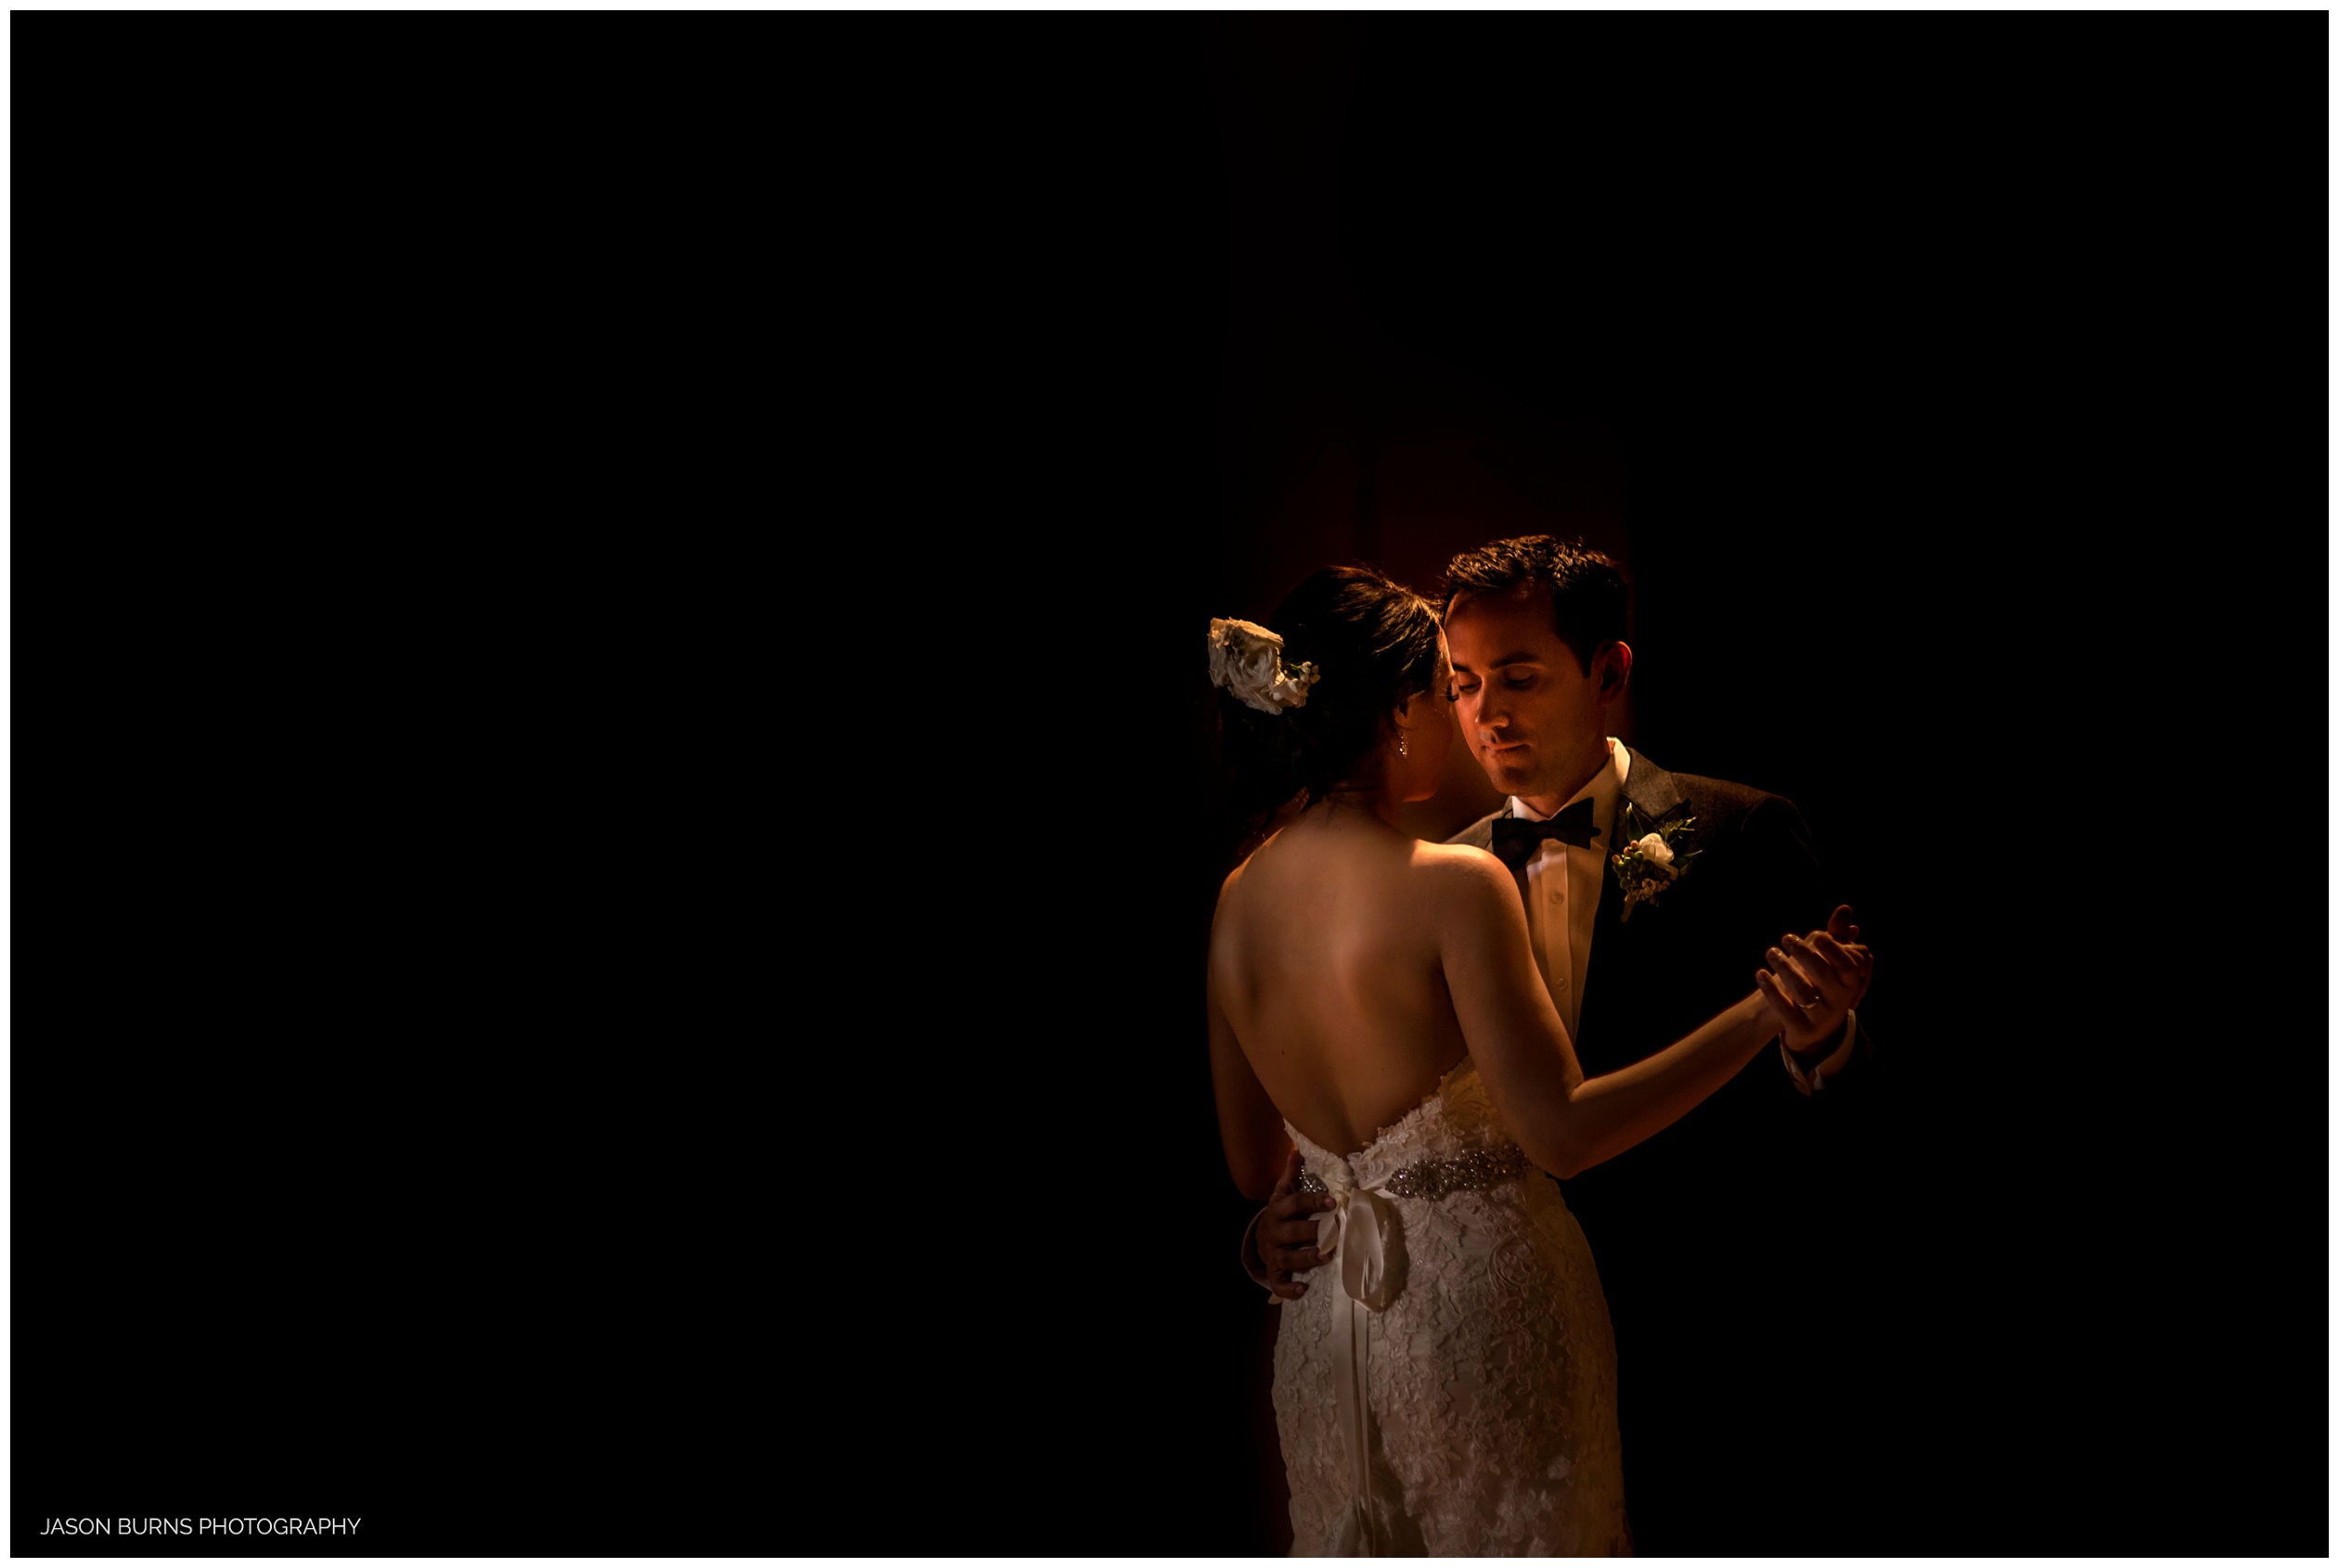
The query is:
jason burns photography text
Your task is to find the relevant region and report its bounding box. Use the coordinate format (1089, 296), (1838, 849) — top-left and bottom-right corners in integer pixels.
(39, 1518), (361, 1536)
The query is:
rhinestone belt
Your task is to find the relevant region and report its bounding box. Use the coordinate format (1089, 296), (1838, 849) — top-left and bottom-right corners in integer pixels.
(1296, 1142), (1535, 1202)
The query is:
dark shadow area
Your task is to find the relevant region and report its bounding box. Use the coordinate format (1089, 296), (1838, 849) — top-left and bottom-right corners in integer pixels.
(11, 17), (2324, 1560)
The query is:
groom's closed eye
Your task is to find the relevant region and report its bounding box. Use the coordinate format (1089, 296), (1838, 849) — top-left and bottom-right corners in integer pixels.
(1449, 670), (1539, 699)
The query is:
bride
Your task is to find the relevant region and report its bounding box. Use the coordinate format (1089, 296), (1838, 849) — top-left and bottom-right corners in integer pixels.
(1206, 566), (1870, 1556)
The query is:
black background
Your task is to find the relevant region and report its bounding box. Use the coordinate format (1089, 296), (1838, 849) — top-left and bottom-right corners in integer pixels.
(15, 17), (2326, 1559)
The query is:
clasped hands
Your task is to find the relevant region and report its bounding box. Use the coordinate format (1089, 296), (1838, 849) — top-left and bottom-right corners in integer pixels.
(1756, 904), (1872, 1055)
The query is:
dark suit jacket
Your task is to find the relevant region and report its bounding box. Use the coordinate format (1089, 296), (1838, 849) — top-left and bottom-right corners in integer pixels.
(1451, 746), (1857, 1550)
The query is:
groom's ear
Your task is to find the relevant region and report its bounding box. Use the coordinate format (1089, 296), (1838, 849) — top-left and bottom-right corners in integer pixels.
(1593, 639), (1633, 703)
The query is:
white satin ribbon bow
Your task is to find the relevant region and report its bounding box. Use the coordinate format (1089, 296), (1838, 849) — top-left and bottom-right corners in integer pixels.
(1312, 1161), (1400, 1556)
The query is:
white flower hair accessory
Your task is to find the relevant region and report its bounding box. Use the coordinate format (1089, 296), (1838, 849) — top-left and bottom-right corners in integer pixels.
(1207, 617), (1321, 714)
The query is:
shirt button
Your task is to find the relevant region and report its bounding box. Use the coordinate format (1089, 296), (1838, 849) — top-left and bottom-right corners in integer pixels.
(1553, 976), (1569, 991)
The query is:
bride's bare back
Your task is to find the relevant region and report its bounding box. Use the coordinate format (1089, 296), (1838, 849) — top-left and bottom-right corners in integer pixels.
(1209, 802), (1478, 1155)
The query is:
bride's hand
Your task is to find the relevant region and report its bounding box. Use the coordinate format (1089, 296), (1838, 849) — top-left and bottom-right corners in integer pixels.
(1754, 905), (1872, 1052)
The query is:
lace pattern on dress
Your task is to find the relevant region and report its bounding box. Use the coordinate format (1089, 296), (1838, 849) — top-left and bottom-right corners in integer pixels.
(1272, 1059), (1630, 1556)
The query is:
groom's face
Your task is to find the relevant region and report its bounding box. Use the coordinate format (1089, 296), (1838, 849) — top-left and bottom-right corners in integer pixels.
(1444, 587), (1612, 802)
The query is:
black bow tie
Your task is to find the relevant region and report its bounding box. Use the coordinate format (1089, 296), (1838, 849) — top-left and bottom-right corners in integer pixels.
(1489, 799), (1600, 870)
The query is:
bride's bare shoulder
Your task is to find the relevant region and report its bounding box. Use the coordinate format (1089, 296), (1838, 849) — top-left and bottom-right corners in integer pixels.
(1215, 828), (1276, 902)
(1212, 834), (1272, 932)
(1410, 838), (1509, 881)
(1409, 841), (1523, 921)
(1214, 856), (1248, 917)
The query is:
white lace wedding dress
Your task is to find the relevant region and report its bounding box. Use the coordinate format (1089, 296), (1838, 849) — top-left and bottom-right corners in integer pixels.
(1274, 1057), (1629, 1556)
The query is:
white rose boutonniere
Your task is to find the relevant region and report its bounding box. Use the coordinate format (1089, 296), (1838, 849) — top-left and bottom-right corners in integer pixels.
(1611, 805), (1699, 921)
(1207, 617), (1321, 714)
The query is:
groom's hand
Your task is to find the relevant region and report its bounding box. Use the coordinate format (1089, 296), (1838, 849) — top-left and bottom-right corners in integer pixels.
(1253, 1149), (1336, 1302)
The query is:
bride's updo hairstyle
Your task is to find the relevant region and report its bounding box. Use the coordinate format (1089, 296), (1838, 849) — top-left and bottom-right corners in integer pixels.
(1216, 564), (1445, 824)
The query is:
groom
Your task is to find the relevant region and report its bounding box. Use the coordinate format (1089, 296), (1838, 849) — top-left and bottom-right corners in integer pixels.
(1240, 534), (1869, 1554)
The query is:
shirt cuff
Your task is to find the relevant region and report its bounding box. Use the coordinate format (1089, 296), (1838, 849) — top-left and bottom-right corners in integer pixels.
(1781, 1010), (1857, 1094)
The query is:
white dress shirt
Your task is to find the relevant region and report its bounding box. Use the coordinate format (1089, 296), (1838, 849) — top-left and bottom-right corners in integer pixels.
(1506, 737), (1630, 1047)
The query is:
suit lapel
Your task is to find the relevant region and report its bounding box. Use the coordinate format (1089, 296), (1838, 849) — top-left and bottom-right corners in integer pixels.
(1616, 748), (1688, 832)
(1601, 747), (1690, 912)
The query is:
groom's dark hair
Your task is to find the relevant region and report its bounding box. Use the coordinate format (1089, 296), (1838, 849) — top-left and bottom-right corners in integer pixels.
(1439, 535), (1629, 675)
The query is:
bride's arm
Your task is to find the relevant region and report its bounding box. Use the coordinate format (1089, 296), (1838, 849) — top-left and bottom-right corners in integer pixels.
(1432, 848), (1852, 1180)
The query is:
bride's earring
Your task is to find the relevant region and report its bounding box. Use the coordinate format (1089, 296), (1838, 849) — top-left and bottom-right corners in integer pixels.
(1398, 733), (1409, 758)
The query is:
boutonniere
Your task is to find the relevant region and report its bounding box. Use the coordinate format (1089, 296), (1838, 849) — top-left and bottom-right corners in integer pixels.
(1611, 804), (1700, 921)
